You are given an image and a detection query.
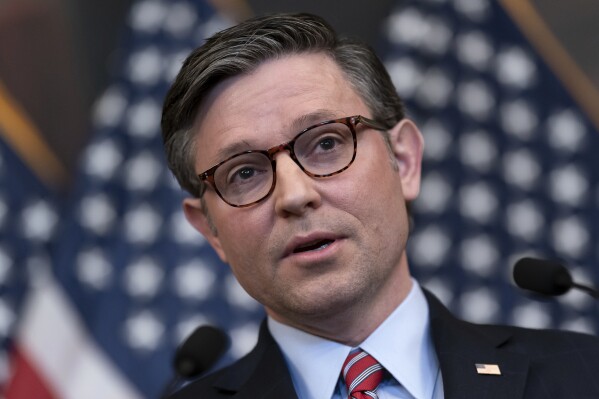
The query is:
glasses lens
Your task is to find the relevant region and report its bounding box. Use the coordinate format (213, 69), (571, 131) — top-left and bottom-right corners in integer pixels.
(213, 152), (273, 206)
(295, 122), (355, 176)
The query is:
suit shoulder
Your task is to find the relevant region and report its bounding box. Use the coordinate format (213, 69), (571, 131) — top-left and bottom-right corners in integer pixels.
(473, 321), (599, 356)
(168, 361), (240, 399)
(168, 368), (227, 399)
(168, 348), (262, 399)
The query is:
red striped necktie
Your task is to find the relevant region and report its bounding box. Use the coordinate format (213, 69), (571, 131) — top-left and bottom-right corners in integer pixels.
(342, 349), (385, 399)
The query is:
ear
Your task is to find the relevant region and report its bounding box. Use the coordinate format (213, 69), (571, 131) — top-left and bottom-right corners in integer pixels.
(182, 197), (228, 263)
(387, 119), (424, 201)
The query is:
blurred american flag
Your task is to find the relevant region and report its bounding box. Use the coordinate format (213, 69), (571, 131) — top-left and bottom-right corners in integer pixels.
(4, 1), (263, 398)
(1, 0), (598, 398)
(382, 0), (599, 333)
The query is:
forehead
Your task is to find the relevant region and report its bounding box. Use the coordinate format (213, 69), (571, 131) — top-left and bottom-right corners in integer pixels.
(192, 53), (370, 170)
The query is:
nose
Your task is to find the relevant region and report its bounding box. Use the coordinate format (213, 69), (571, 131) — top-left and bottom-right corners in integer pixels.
(272, 153), (322, 217)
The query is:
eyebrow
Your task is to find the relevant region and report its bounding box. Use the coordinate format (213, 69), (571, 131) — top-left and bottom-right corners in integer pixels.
(213, 109), (342, 162)
(289, 109), (340, 131)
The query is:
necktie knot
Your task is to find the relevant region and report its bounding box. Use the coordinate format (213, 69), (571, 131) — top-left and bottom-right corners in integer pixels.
(342, 349), (384, 399)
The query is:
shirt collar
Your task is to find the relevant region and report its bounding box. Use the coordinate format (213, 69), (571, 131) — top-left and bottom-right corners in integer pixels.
(267, 281), (438, 399)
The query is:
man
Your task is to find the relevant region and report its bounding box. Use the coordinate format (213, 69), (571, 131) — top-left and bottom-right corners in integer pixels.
(161, 13), (599, 399)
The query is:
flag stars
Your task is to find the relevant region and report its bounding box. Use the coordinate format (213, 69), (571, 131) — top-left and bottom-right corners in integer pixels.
(172, 260), (216, 301)
(419, 17), (453, 55)
(92, 86), (128, 128)
(387, 9), (452, 54)
(170, 210), (206, 245)
(549, 164), (588, 207)
(224, 275), (261, 311)
(505, 200), (544, 242)
(124, 310), (165, 352)
(128, 46), (164, 86)
(495, 46), (537, 89)
(459, 182), (498, 224)
(547, 109), (587, 152)
(126, 98), (161, 138)
(453, 0), (491, 21)
(456, 79), (495, 121)
(84, 139), (124, 180)
(415, 67), (454, 108)
(552, 216), (589, 258)
(386, 8), (429, 47)
(163, 2), (197, 37)
(512, 302), (551, 329)
(385, 58), (423, 99)
(460, 288), (499, 324)
(415, 172), (452, 214)
(123, 204), (162, 244)
(502, 149), (541, 190)
(500, 100), (539, 140)
(129, 0), (166, 33)
(78, 194), (117, 236)
(123, 151), (162, 191)
(229, 322), (259, 359)
(460, 235), (499, 277)
(76, 249), (113, 290)
(123, 257), (164, 299)
(409, 225), (452, 268)
(20, 200), (58, 242)
(421, 119), (452, 160)
(459, 130), (497, 172)
(455, 30), (493, 70)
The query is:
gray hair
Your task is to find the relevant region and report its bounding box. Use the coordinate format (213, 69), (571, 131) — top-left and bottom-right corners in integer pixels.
(161, 13), (405, 197)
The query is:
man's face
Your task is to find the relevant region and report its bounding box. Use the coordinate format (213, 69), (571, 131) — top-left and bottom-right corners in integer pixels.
(184, 53), (423, 334)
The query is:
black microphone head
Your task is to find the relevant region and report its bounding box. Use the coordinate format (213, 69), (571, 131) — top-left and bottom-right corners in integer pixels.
(174, 325), (229, 378)
(513, 257), (573, 296)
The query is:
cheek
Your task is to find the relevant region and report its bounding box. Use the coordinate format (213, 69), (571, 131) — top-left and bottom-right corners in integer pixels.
(215, 208), (273, 258)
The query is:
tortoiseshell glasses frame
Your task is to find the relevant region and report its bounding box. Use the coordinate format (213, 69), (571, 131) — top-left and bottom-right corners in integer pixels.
(198, 115), (388, 207)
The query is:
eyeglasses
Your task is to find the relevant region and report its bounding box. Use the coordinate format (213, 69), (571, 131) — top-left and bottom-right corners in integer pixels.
(198, 115), (387, 207)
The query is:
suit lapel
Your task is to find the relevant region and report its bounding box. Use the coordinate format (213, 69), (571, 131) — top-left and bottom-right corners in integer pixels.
(212, 321), (298, 399)
(209, 293), (531, 399)
(425, 291), (529, 399)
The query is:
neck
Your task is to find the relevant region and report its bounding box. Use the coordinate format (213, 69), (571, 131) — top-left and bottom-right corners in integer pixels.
(268, 255), (413, 346)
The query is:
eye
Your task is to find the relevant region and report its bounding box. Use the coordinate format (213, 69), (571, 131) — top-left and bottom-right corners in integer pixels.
(317, 137), (337, 151)
(228, 165), (259, 184)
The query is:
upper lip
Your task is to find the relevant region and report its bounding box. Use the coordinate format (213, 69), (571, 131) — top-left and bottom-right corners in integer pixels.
(282, 232), (340, 258)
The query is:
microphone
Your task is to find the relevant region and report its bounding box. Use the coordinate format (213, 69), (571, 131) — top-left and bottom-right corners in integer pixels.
(161, 325), (229, 398)
(513, 257), (599, 299)
(173, 325), (230, 378)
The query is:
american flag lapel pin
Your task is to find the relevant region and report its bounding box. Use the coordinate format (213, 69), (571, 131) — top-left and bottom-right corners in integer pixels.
(475, 363), (501, 375)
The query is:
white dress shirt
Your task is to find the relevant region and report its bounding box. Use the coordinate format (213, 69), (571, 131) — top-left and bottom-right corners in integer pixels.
(268, 281), (444, 399)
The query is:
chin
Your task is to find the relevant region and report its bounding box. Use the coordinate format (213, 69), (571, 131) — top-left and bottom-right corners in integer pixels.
(280, 287), (365, 321)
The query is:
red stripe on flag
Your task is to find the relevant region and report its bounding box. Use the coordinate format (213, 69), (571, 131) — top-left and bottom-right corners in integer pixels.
(5, 346), (57, 399)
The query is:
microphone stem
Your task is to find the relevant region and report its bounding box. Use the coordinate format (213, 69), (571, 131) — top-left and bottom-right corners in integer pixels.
(571, 282), (599, 299)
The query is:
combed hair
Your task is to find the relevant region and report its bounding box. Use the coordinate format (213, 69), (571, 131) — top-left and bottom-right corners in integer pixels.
(161, 13), (405, 197)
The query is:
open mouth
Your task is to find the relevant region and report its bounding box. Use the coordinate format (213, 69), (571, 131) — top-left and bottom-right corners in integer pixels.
(292, 239), (335, 254)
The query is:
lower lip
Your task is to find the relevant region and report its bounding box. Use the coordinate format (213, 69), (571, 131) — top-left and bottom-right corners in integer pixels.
(284, 239), (343, 264)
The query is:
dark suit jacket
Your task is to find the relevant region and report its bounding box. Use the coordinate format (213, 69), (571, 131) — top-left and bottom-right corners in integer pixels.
(170, 291), (599, 398)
